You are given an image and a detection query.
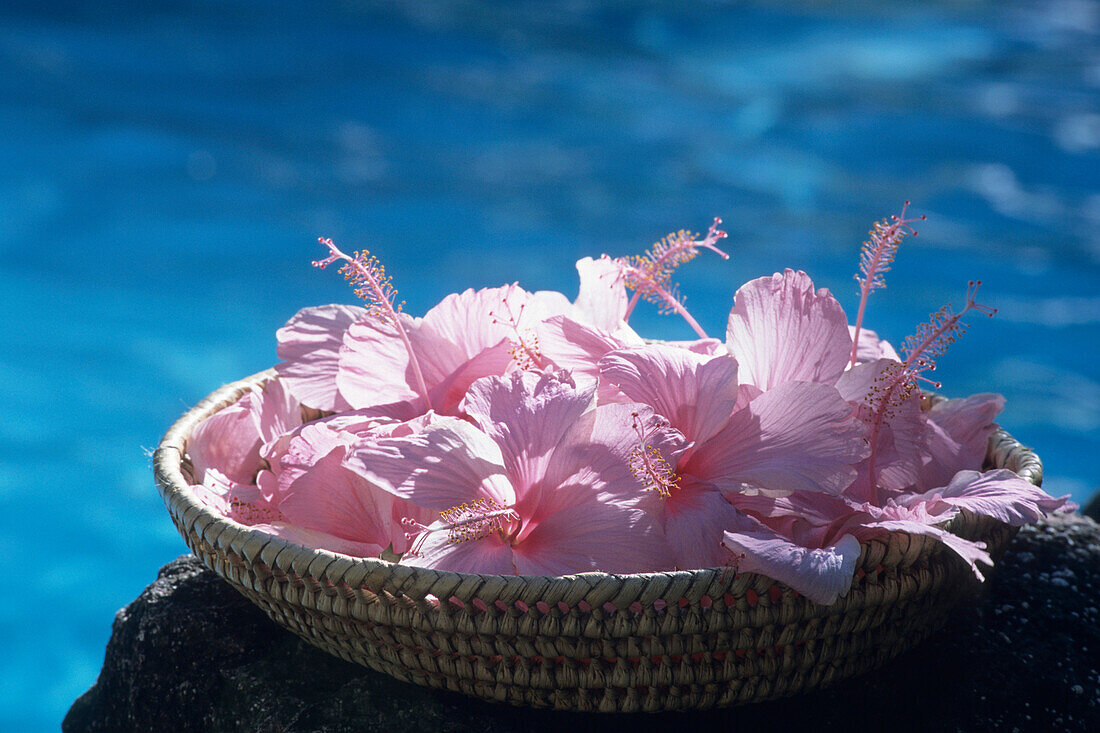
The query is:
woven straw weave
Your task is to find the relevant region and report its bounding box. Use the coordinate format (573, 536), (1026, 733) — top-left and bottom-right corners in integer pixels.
(154, 370), (1039, 713)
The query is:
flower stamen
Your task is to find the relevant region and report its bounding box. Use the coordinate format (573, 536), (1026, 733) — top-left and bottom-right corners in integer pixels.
(616, 218), (728, 339)
(849, 202), (925, 367)
(314, 237), (433, 410)
(402, 498), (519, 557)
(862, 281), (996, 502)
(489, 299), (543, 370)
(628, 412), (681, 499)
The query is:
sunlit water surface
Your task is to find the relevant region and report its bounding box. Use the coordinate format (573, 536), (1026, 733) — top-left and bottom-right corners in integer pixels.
(1, 1), (1098, 728)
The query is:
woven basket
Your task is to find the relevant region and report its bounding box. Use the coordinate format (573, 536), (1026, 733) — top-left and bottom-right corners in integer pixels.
(154, 369), (1040, 713)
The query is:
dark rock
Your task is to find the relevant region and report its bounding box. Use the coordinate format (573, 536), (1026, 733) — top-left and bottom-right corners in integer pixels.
(1082, 489), (1100, 522)
(66, 514), (1100, 733)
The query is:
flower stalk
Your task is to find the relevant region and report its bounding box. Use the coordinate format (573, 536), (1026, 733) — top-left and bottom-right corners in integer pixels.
(314, 237), (433, 410)
(863, 281), (996, 502)
(849, 203), (924, 368)
(617, 218), (728, 339)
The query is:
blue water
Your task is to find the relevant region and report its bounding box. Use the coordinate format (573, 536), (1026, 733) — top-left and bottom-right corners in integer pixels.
(2, 1), (1098, 728)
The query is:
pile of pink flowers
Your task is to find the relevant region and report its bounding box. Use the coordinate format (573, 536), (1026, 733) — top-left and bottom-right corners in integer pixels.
(188, 206), (1070, 605)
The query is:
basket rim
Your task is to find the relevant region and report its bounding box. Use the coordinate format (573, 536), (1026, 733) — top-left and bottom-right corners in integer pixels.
(154, 368), (1042, 602)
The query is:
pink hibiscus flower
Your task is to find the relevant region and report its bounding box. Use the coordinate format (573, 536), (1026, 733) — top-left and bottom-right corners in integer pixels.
(598, 343), (868, 570)
(724, 269), (1005, 505)
(254, 411), (441, 556)
(278, 237), (672, 420)
(187, 378), (301, 486)
(276, 282), (571, 416)
(722, 270), (908, 501)
(191, 402), (443, 558)
(840, 282), (998, 503)
(726, 467), (1072, 602)
(343, 370), (675, 575)
(192, 467), (387, 558)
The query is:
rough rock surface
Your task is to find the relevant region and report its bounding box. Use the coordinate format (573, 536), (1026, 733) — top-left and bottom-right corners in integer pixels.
(66, 513), (1100, 733)
(1082, 489), (1100, 522)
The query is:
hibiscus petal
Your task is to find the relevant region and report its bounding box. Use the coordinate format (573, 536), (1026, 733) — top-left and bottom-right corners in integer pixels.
(848, 326), (900, 365)
(902, 469), (1072, 527)
(837, 359), (927, 499)
(419, 287), (502, 362)
(343, 417), (514, 511)
(187, 393), (262, 485)
(691, 381), (866, 495)
(403, 529), (517, 574)
(573, 256), (627, 333)
(580, 404), (688, 499)
(462, 371), (596, 502)
(662, 485), (745, 570)
(275, 304), (366, 411)
(337, 314), (423, 410)
(722, 529), (861, 605)
(918, 394), (1004, 488)
(536, 314), (644, 382)
(514, 501), (674, 575)
(253, 378), (302, 456)
(273, 420), (345, 499)
(726, 490), (867, 550)
(664, 337), (725, 356)
(276, 449), (400, 550)
(533, 402), (690, 518)
(853, 517), (992, 581)
(419, 284), (573, 374)
(194, 469), (285, 526)
(251, 522), (385, 559)
(726, 270), (852, 389)
(257, 410), (416, 503)
(427, 340), (515, 415)
(599, 345), (739, 445)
